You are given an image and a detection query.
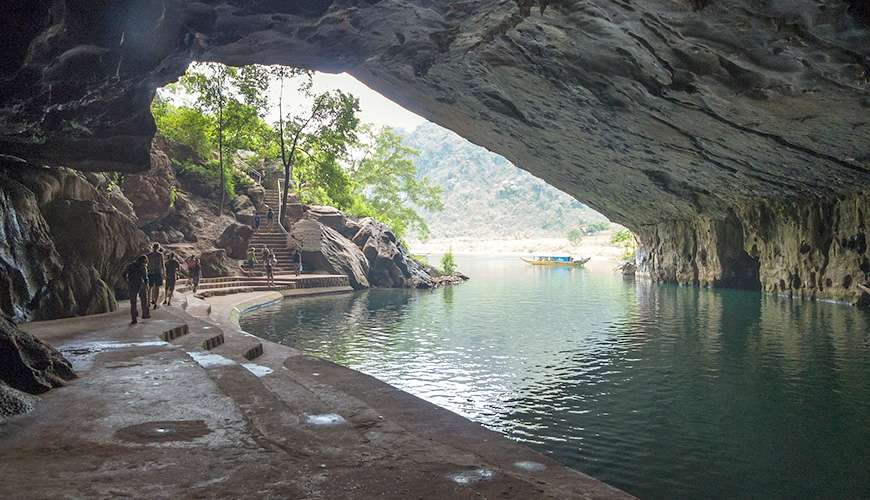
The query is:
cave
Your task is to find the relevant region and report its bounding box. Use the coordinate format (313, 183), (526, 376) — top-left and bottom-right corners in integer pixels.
(1, 0), (869, 323)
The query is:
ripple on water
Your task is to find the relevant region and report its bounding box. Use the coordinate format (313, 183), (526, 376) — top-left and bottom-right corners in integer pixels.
(240, 257), (870, 500)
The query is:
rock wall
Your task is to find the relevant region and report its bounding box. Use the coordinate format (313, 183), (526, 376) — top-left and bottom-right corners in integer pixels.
(637, 190), (869, 304)
(1, 1), (869, 304)
(0, 158), (148, 321)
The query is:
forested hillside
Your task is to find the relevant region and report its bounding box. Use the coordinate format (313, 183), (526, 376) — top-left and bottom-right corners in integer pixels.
(403, 123), (609, 239)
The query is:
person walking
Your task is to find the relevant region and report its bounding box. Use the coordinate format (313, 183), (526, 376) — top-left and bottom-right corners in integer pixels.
(123, 255), (150, 324)
(253, 213), (261, 232)
(266, 207), (274, 227)
(163, 253), (180, 305)
(146, 243), (164, 309)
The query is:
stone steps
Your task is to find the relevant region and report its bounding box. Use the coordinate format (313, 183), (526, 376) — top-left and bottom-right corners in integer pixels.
(194, 284), (294, 298)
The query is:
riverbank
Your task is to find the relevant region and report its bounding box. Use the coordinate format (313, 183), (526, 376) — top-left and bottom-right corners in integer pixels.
(410, 234), (627, 274)
(0, 285), (631, 499)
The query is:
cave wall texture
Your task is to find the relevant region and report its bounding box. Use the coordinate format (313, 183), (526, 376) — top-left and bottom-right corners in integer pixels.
(1, 0), (868, 307)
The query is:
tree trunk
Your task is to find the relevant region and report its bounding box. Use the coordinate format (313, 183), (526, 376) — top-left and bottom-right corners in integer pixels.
(218, 101), (225, 217)
(278, 74), (289, 228)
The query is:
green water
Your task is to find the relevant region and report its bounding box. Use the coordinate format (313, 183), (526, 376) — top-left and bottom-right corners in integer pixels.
(241, 255), (870, 499)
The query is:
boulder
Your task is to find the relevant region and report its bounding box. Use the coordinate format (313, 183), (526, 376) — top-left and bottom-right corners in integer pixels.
(351, 218), (420, 288)
(0, 382), (37, 420)
(306, 205), (359, 239)
(292, 220), (370, 289)
(200, 249), (230, 278)
(238, 184), (266, 211)
(215, 223), (254, 260)
(0, 317), (76, 395)
(121, 143), (175, 227)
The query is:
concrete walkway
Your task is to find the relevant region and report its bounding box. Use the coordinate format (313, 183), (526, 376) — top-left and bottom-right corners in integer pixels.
(0, 288), (632, 499)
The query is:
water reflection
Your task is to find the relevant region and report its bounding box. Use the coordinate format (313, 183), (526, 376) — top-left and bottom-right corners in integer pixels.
(241, 256), (870, 499)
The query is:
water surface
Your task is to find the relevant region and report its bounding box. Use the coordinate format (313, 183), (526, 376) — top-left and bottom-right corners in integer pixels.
(241, 256), (870, 499)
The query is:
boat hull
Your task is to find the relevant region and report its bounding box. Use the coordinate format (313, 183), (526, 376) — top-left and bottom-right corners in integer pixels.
(521, 257), (590, 267)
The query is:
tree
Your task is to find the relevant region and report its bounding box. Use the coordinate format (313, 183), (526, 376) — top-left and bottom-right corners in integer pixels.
(276, 88), (359, 221)
(441, 248), (456, 275)
(348, 127), (443, 240)
(181, 63), (268, 215)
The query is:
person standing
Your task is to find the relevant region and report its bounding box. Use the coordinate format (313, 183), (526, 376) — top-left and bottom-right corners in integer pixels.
(163, 253), (180, 305)
(146, 243), (164, 309)
(264, 250), (276, 287)
(189, 256), (202, 294)
(253, 213), (261, 232)
(289, 235), (302, 277)
(266, 207), (274, 227)
(123, 255), (150, 324)
(247, 246), (258, 269)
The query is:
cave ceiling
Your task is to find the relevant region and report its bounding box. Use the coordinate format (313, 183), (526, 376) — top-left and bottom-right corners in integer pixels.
(1, 0), (869, 227)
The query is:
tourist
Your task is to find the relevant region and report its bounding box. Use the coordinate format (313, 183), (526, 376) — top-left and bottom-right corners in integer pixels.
(146, 243), (164, 309)
(254, 213), (261, 232)
(264, 250), (276, 287)
(123, 255), (150, 324)
(247, 246), (257, 269)
(187, 255), (202, 293)
(289, 236), (302, 276)
(163, 253), (180, 305)
(266, 207), (274, 227)
(260, 245), (271, 263)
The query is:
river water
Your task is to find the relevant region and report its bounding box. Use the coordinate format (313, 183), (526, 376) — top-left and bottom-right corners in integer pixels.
(240, 255), (870, 499)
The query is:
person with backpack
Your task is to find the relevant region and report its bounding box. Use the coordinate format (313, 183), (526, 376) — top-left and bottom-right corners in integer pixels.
(123, 255), (150, 324)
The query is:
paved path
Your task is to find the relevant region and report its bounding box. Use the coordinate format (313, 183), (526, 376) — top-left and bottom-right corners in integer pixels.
(0, 289), (632, 499)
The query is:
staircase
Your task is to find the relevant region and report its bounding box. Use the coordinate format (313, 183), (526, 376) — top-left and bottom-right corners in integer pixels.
(247, 182), (300, 275)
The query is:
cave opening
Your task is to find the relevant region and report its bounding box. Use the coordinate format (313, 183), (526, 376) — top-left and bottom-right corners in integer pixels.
(149, 62), (625, 262)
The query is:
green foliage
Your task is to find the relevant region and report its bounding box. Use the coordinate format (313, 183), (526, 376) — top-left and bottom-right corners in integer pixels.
(568, 228), (584, 244)
(440, 249), (457, 275)
(610, 229), (635, 245)
(410, 254), (429, 268)
(568, 222), (611, 242)
(151, 97), (215, 157)
(610, 229), (638, 262)
(173, 158), (238, 198)
(345, 127), (443, 240)
(168, 186), (177, 208)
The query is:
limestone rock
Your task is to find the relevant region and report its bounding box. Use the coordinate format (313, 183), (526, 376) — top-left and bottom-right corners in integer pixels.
(0, 317), (76, 395)
(292, 220), (370, 289)
(215, 223), (254, 260)
(307, 206), (359, 239)
(352, 218), (424, 288)
(200, 249), (230, 278)
(1, 1), (869, 302)
(0, 159), (147, 320)
(122, 144), (175, 227)
(0, 382), (37, 420)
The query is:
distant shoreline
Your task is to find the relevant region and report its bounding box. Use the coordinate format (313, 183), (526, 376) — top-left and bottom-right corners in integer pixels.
(408, 235), (627, 271)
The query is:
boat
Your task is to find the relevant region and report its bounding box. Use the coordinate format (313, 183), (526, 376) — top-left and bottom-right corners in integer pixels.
(521, 255), (591, 267)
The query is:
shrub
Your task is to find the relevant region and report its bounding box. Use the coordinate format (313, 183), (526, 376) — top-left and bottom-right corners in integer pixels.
(440, 248), (456, 275)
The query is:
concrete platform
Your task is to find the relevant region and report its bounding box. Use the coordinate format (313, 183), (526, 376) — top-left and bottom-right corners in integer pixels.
(0, 288), (632, 499)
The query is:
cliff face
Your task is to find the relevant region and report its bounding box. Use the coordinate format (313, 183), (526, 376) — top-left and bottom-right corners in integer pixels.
(0, 158), (148, 322)
(638, 191), (869, 304)
(1, 1), (869, 304)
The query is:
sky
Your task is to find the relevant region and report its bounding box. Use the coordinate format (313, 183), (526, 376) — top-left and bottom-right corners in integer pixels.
(267, 72), (427, 133)
(160, 66), (426, 133)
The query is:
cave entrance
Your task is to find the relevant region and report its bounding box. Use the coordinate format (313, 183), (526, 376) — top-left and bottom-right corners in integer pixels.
(150, 63), (623, 265)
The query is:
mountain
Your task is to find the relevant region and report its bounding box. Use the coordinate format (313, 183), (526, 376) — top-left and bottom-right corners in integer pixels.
(402, 122), (609, 240)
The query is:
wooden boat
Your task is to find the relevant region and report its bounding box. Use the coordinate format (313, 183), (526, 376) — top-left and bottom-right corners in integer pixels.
(521, 256), (591, 267)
